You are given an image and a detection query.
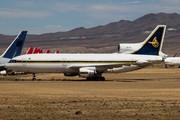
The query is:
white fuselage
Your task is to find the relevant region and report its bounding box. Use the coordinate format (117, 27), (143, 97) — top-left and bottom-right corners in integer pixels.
(5, 53), (162, 74)
(164, 57), (180, 65)
(0, 57), (11, 71)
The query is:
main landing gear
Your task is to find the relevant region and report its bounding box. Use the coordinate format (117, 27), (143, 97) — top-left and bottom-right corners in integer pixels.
(86, 73), (105, 81)
(86, 77), (105, 81)
(32, 73), (36, 81)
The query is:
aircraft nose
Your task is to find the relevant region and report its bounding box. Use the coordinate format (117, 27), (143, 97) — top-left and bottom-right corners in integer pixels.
(5, 63), (13, 69)
(4, 63), (9, 68)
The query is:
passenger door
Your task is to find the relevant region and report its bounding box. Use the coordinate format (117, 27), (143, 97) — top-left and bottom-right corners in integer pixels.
(22, 58), (27, 66)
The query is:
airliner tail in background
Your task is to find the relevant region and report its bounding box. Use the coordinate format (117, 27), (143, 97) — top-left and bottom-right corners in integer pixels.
(0, 31), (27, 71)
(1, 31), (27, 59)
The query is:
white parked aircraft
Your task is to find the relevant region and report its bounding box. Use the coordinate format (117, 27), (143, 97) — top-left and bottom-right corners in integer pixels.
(5, 25), (166, 80)
(164, 54), (180, 68)
(0, 31), (27, 75)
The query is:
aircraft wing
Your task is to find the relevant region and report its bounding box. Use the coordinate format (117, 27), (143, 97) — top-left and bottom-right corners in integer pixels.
(69, 63), (123, 69)
(68, 60), (151, 69)
(134, 60), (153, 66)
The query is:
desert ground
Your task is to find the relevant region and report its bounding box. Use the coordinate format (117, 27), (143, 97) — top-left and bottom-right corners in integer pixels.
(0, 67), (180, 120)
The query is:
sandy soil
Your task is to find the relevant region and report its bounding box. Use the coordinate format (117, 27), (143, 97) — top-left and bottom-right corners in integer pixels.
(0, 68), (180, 120)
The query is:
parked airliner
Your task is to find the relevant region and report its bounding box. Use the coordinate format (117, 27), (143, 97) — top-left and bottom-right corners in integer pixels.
(5, 25), (166, 80)
(164, 53), (180, 68)
(0, 31), (27, 74)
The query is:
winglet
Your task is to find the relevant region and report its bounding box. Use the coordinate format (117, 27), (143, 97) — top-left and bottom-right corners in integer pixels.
(131, 25), (166, 56)
(1, 31), (27, 58)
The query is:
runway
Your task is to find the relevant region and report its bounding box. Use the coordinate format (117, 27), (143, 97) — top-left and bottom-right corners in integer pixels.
(0, 68), (180, 119)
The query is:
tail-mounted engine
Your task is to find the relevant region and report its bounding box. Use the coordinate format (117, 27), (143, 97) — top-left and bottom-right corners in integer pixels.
(118, 43), (141, 54)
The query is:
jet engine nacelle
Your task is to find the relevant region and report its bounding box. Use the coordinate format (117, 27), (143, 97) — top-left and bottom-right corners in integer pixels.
(0, 70), (6, 75)
(118, 43), (142, 54)
(79, 68), (95, 78)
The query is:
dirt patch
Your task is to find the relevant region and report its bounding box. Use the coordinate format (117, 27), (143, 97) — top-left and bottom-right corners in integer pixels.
(0, 68), (180, 119)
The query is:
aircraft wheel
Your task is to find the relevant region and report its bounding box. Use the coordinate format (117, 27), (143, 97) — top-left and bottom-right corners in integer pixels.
(100, 77), (105, 81)
(86, 77), (91, 81)
(94, 77), (100, 81)
(32, 73), (36, 81)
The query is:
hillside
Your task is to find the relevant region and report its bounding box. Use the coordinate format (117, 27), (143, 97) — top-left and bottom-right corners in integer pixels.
(0, 13), (180, 56)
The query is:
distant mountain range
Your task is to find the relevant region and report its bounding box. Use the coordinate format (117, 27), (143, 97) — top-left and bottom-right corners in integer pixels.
(0, 13), (180, 56)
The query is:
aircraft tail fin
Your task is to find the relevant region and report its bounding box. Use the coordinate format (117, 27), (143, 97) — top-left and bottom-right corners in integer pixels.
(55, 50), (59, 54)
(46, 50), (50, 53)
(173, 53), (177, 57)
(39, 49), (43, 53)
(27, 47), (33, 54)
(32, 48), (38, 54)
(2, 31), (27, 58)
(131, 25), (166, 56)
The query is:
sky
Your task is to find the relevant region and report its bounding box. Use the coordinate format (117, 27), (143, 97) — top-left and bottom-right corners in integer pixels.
(0, 0), (180, 35)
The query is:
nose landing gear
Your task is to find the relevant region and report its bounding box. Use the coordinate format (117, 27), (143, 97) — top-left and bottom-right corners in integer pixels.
(32, 73), (36, 81)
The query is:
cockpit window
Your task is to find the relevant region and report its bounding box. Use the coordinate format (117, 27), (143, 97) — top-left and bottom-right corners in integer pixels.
(9, 60), (17, 63)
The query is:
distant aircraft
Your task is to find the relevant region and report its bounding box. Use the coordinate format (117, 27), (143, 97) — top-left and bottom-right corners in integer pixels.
(32, 48), (38, 54)
(164, 53), (180, 68)
(5, 25), (166, 81)
(27, 47), (34, 54)
(27, 47), (61, 54)
(27, 47), (44, 54)
(0, 31), (27, 72)
(46, 50), (50, 53)
(173, 53), (178, 57)
(55, 50), (59, 54)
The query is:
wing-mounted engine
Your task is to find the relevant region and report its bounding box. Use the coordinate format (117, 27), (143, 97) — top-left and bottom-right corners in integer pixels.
(79, 67), (96, 78)
(118, 43), (142, 54)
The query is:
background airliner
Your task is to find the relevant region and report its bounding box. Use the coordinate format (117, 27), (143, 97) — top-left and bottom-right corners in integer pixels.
(0, 31), (27, 74)
(5, 25), (166, 81)
(164, 53), (180, 68)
